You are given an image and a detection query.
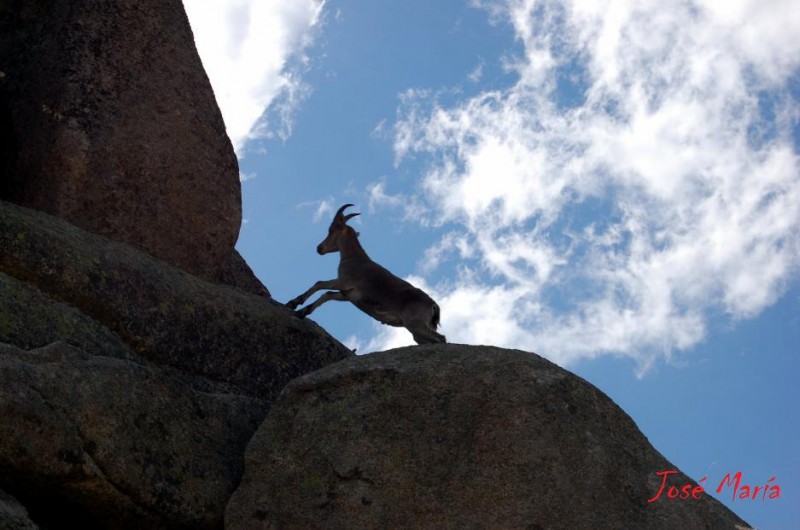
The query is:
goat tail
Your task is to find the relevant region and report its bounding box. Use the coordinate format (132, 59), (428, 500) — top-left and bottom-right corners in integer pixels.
(431, 302), (441, 329)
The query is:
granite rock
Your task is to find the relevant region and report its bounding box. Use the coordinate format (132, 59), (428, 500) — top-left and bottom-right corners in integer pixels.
(226, 345), (751, 530)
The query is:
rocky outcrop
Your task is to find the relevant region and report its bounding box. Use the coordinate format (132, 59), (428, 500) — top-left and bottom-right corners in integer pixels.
(226, 345), (750, 530)
(0, 200), (353, 528)
(0, 5), (752, 528)
(0, 0), (244, 284)
(0, 200), (345, 399)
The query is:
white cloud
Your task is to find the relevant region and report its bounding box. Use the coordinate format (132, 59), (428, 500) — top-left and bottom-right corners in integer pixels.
(182, 0), (325, 155)
(376, 0), (800, 372)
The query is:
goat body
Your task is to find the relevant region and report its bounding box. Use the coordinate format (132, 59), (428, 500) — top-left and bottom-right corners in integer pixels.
(287, 204), (446, 345)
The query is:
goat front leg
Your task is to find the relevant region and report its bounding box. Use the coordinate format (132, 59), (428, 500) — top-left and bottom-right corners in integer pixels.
(286, 279), (342, 309)
(295, 291), (348, 319)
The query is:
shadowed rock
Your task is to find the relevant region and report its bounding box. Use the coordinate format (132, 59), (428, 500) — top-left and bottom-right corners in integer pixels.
(0, 200), (350, 399)
(0, 341), (263, 530)
(0, 0), (243, 284)
(226, 345), (751, 530)
(0, 489), (37, 530)
(0, 200), (353, 528)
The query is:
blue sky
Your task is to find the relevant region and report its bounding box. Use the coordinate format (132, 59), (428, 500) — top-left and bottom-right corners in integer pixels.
(183, 1), (799, 527)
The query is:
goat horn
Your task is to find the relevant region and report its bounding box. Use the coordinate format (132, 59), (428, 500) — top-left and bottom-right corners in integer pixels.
(335, 204), (355, 220)
(344, 212), (360, 222)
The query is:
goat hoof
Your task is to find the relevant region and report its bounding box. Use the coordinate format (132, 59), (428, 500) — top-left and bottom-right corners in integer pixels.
(286, 298), (301, 310)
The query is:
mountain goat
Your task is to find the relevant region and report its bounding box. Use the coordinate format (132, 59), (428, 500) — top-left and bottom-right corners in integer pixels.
(287, 204), (446, 344)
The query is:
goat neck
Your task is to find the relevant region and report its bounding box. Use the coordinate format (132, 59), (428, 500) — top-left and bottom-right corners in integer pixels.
(337, 226), (370, 262)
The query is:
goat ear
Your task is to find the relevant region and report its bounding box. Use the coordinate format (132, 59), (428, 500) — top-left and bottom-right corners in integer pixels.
(356, 231), (361, 237)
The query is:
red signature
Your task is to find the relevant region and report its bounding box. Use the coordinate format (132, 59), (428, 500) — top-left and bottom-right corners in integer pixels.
(648, 470), (781, 503)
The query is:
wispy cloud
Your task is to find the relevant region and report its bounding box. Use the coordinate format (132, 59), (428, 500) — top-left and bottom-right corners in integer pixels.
(366, 180), (430, 223)
(183, 0), (326, 155)
(366, 180), (404, 211)
(375, 0), (800, 372)
(297, 198), (335, 222)
(468, 59), (485, 83)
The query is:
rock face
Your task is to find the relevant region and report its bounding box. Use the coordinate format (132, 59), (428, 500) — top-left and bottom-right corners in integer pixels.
(0, 0), (242, 283)
(226, 345), (751, 530)
(0, 199), (353, 528)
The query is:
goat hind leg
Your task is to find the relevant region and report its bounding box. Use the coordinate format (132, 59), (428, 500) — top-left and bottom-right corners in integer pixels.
(409, 325), (447, 345)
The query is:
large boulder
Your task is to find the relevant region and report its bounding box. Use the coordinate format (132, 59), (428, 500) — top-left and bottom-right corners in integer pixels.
(0, 199), (353, 528)
(226, 345), (750, 530)
(0, 0), (242, 283)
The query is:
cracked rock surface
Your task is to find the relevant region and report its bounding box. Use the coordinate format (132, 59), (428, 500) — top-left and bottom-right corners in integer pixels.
(226, 345), (750, 530)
